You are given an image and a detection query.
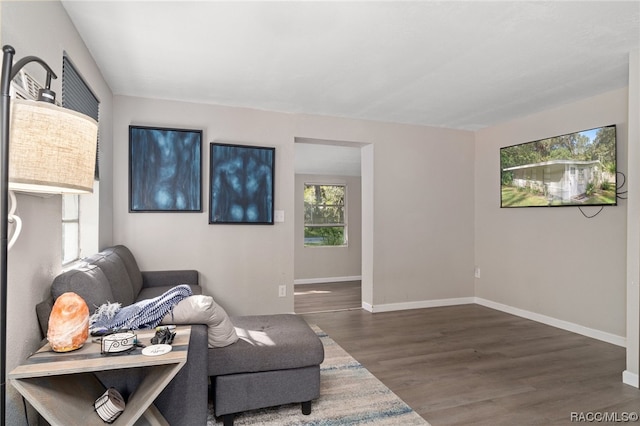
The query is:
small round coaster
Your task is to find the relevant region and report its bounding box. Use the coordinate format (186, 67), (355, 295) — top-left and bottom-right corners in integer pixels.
(142, 344), (172, 356)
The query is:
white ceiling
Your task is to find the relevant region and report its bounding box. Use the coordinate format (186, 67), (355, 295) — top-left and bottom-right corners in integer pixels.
(60, 1), (639, 174)
(295, 142), (362, 176)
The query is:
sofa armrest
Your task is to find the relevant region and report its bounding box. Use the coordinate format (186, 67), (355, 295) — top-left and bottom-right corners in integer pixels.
(35, 297), (54, 338)
(155, 324), (208, 425)
(141, 270), (199, 288)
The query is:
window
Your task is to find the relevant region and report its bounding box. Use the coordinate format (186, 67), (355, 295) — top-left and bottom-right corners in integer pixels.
(61, 55), (100, 264)
(304, 184), (346, 247)
(62, 195), (80, 264)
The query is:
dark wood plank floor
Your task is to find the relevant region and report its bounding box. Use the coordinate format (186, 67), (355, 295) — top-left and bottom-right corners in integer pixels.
(302, 305), (640, 426)
(294, 281), (361, 313)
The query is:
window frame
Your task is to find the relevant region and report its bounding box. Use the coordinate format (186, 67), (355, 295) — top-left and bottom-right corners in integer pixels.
(61, 194), (80, 265)
(303, 182), (348, 247)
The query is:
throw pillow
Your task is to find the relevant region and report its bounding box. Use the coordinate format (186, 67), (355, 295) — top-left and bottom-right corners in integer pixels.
(162, 295), (238, 348)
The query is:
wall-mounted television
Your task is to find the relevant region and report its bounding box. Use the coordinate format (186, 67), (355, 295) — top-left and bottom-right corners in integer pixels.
(500, 125), (617, 208)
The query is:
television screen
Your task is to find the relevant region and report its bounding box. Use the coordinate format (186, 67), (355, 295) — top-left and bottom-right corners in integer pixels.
(500, 125), (617, 208)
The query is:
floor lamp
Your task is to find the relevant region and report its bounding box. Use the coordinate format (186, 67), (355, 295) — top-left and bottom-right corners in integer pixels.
(0, 45), (98, 425)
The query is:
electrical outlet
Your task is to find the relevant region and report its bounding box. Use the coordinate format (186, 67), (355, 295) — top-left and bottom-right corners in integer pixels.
(278, 285), (286, 297)
(474, 267), (481, 278)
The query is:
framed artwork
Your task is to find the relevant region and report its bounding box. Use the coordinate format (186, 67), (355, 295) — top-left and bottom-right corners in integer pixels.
(129, 126), (202, 212)
(209, 142), (275, 224)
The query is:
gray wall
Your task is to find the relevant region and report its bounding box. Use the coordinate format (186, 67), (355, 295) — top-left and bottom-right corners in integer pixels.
(294, 173), (362, 282)
(112, 96), (476, 315)
(1, 2), (114, 424)
(474, 88), (628, 339)
(368, 125), (476, 307)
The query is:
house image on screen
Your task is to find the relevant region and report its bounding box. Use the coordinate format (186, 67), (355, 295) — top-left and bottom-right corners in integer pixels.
(503, 160), (605, 203)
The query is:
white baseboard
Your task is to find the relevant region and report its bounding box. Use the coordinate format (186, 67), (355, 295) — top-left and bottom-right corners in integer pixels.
(360, 296), (625, 347)
(364, 297), (475, 313)
(623, 370), (639, 388)
(294, 276), (362, 285)
(475, 298), (626, 347)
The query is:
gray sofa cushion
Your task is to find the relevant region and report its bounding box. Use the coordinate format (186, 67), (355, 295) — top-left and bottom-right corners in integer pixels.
(38, 247), (202, 338)
(208, 314), (324, 376)
(141, 270), (199, 288)
(87, 251), (135, 306)
(51, 264), (115, 313)
(136, 284), (202, 302)
(105, 245), (144, 296)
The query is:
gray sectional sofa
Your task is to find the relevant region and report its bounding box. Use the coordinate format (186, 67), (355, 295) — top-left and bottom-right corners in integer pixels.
(35, 245), (324, 425)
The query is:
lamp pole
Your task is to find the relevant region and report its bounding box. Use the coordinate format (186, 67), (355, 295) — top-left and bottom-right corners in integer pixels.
(0, 44), (15, 426)
(0, 45), (58, 426)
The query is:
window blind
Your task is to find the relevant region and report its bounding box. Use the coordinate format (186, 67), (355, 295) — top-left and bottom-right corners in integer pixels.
(62, 55), (100, 179)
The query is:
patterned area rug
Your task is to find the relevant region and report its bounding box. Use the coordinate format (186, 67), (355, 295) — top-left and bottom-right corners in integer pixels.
(207, 325), (430, 425)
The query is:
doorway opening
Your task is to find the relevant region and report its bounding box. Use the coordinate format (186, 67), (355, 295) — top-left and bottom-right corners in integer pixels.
(293, 137), (371, 313)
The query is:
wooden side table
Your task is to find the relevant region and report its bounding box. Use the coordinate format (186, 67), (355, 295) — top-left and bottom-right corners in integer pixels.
(9, 326), (191, 426)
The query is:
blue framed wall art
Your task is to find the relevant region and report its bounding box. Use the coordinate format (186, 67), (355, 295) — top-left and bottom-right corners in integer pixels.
(209, 142), (275, 224)
(129, 126), (202, 212)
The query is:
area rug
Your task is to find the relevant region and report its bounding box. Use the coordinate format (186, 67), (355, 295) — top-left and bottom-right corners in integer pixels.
(206, 325), (430, 425)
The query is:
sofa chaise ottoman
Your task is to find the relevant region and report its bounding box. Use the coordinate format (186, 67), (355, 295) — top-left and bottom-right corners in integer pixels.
(209, 313), (324, 425)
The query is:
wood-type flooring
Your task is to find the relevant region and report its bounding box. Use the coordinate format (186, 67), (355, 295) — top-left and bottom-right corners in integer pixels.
(294, 281), (361, 314)
(302, 304), (640, 426)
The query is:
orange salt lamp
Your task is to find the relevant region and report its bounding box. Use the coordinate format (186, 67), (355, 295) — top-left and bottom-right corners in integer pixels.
(47, 292), (89, 352)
